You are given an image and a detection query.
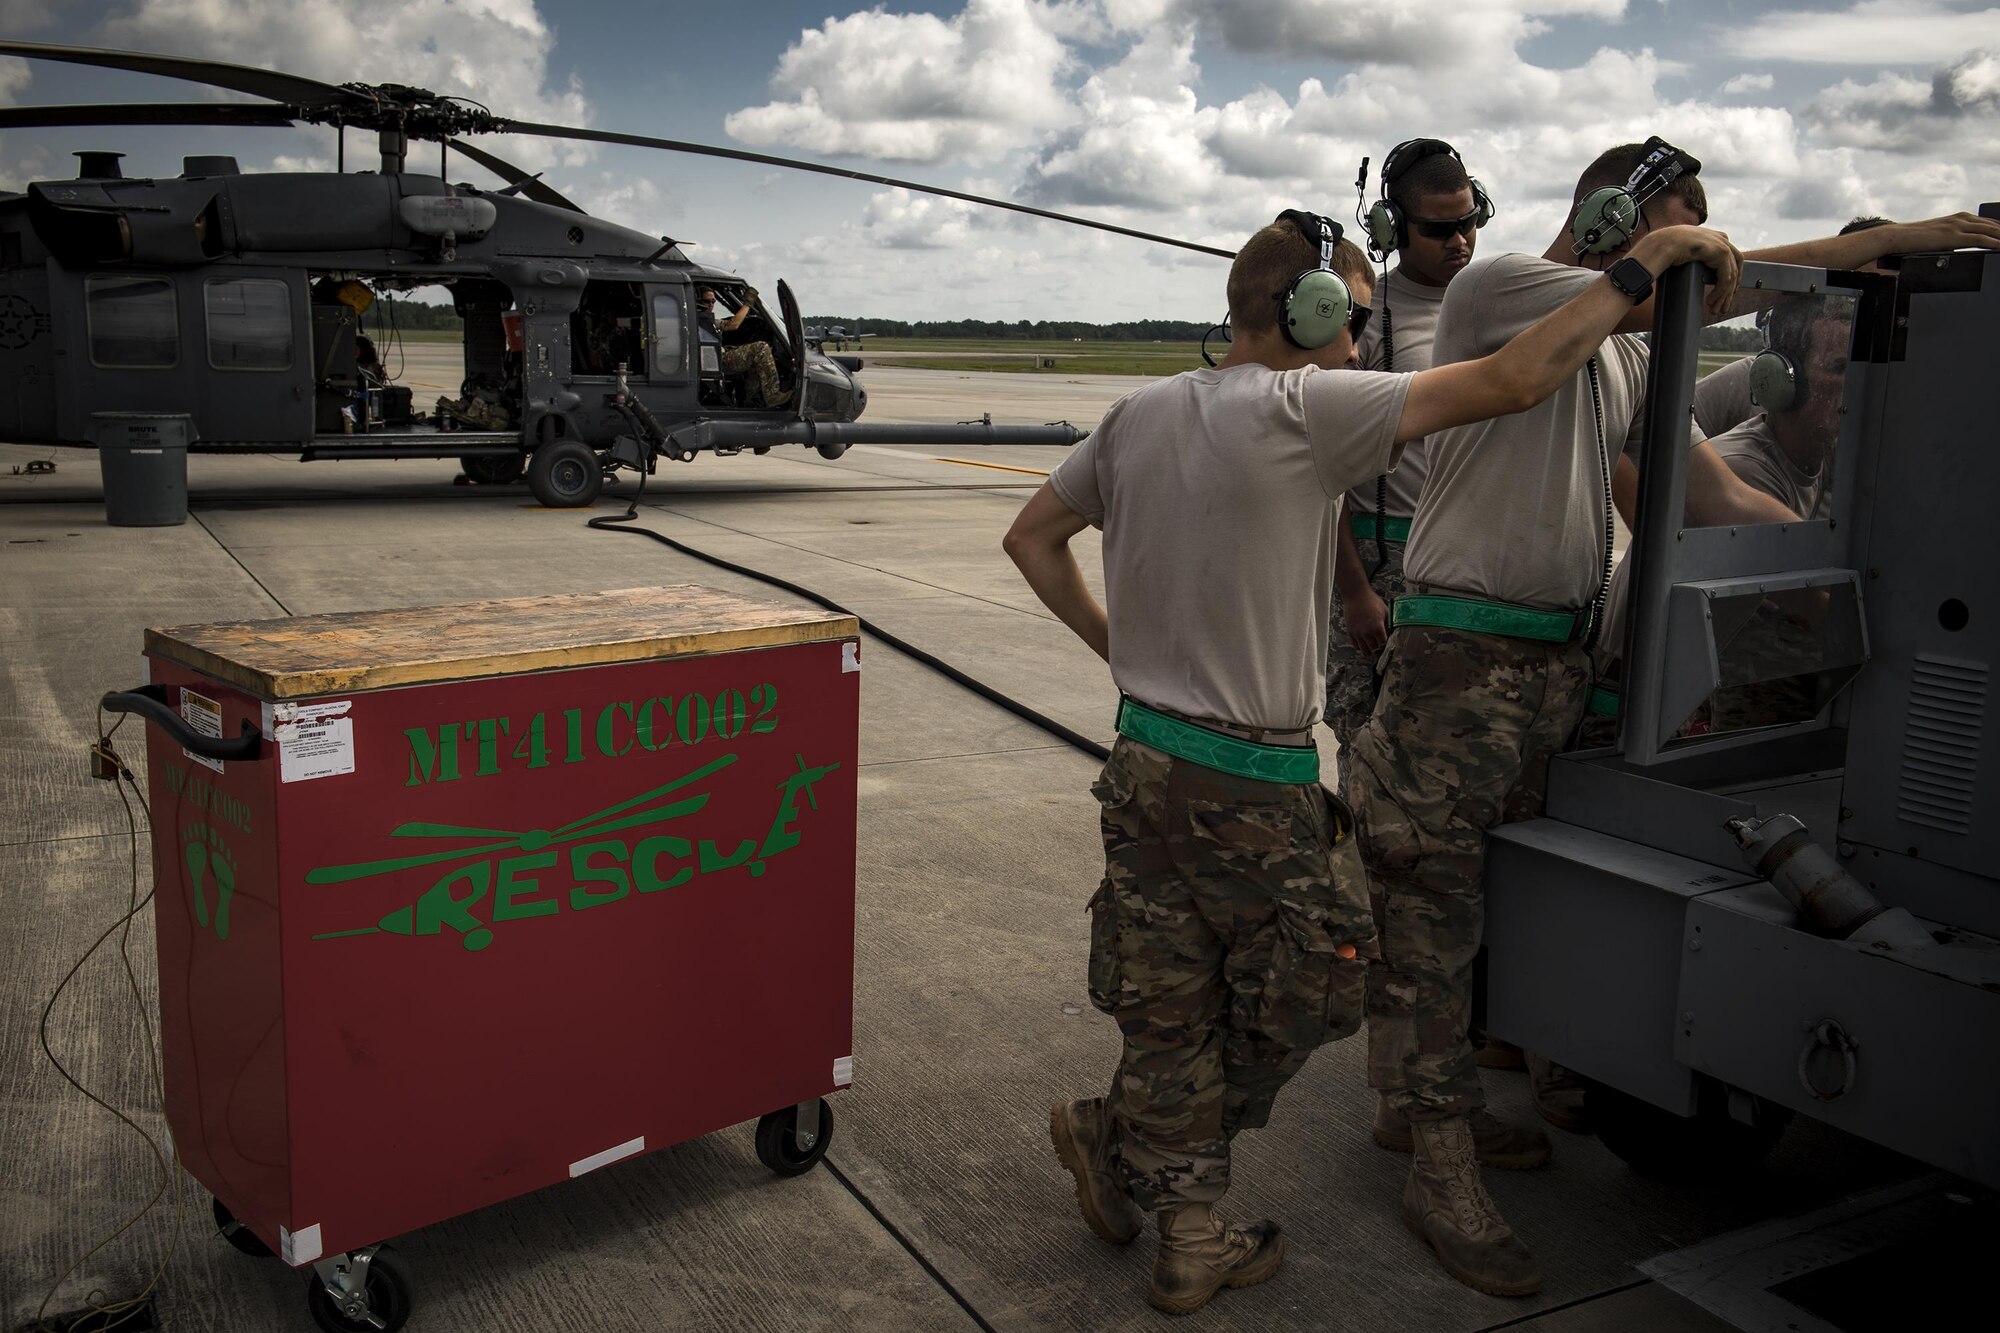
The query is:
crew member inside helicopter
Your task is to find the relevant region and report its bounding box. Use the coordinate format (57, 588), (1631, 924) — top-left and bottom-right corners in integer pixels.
(697, 285), (791, 409)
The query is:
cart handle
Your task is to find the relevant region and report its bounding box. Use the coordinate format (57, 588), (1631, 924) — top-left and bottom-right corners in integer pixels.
(101, 685), (263, 761)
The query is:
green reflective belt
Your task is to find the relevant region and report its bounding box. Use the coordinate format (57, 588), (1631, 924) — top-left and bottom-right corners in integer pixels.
(1392, 594), (1590, 645)
(1350, 513), (1413, 544)
(1587, 684), (1621, 718)
(1115, 698), (1320, 785)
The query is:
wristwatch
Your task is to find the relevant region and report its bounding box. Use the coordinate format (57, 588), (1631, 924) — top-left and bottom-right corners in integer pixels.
(1607, 256), (1655, 301)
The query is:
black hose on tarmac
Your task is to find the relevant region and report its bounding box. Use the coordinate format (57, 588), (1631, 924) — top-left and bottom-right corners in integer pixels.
(587, 464), (1110, 762)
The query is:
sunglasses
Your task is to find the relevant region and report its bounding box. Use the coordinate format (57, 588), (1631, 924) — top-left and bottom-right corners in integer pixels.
(1410, 211), (1483, 240)
(1347, 302), (1372, 340)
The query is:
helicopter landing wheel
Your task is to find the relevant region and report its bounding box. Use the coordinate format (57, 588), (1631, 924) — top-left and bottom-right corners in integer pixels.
(528, 439), (604, 508)
(461, 453), (525, 486)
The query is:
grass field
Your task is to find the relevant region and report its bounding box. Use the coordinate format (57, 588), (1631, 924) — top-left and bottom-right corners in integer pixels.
(850, 338), (1209, 376)
(383, 328), (1750, 379)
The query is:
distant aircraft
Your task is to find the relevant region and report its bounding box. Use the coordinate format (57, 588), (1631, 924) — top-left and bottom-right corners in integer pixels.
(803, 325), (876, 352)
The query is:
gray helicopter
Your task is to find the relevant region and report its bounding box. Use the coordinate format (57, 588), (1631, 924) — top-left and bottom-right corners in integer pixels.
(0, 41), (1229, 507)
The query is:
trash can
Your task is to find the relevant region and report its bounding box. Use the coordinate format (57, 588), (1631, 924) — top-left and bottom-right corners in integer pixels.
(101, 584), (861, 1329)
(92, 412), (192, 527)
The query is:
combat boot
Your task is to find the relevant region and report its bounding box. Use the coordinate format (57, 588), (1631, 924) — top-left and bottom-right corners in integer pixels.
(1048, 1099), (1144, 1244)
(1402, 1119), (1543, 1297)
(1372, 1099), (1551, 1170)
(1150, 1204), (1287, 1315)
(1477, 1038), (1527, 1071)
(1527, 1053), (1591, 1133)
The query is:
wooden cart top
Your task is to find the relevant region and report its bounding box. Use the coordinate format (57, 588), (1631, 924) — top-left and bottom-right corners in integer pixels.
(145, 585), (860, 700)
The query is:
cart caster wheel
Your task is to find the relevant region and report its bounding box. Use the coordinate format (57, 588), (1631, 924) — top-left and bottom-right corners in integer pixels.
(212, 1197), (273, 1258)
(756, 1098), (834, 1176)
(306, 1247), (412, 1333)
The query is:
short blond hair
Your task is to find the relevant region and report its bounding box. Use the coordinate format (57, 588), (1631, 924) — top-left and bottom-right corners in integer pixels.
(1228, 221), (1371, 335)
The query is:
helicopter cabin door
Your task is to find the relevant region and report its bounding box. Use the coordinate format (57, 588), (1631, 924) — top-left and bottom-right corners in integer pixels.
(197, 270), (310, 445)
(777, 281), (805, 416)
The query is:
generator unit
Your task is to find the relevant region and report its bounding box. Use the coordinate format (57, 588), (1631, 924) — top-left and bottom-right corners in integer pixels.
(1484, 216), (2000, 1187)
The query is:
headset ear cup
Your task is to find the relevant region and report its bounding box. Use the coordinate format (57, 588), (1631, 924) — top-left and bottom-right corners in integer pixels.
(1365, 200), (1401, 257)
(1283, 269), (1351, 349)
(1470, 178), (1495, 229)
(1572, 186), (1637, 255)
(1747, 349), (1801, 413)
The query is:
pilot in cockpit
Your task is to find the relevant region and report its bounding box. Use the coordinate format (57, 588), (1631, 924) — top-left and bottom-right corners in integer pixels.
(697, 285), (790, 409)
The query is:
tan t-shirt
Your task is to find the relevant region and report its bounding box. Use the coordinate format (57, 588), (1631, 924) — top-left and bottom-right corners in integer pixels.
(1410, 252), (1663, 611)
(1348, 266), (1445, 518)
(1049, 364), (1413, 732)
(1694, 355), (1756, 438)
(1710, 413), (1827, 520)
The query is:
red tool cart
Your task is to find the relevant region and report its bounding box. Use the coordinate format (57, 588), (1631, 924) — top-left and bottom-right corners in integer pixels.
(104, 585), (860, 1332)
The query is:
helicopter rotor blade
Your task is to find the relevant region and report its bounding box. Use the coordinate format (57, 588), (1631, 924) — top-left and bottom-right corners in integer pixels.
(498, 119), (1236, 260)
(0, 101), (300, 131)
(0, 39), (357, 109)
(444, 138), (584, 213)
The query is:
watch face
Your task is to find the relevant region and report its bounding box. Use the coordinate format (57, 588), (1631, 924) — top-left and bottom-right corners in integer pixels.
(1613, 258), (1652, 297)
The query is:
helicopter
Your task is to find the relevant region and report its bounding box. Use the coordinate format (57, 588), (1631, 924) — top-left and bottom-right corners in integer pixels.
(802, 324), (874, 354)
(0, 41), (1231, 508)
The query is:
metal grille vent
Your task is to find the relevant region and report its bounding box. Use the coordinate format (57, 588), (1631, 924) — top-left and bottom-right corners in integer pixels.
(1897, 655), (1987, 834)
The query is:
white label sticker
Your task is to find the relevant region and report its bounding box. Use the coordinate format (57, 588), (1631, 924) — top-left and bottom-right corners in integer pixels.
(834, 1055), (854, 1087)
(280, 1221), (323, 1265)
(275, 700), (356, 784)
(180, 688), (224, 773)
(841, 642), (861, 673)
(569, 1135), (645, 1178)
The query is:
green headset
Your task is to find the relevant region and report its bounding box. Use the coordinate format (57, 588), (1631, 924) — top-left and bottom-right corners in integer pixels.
(1747, 301), (1820, 413)
(1748, 347), (1803, 413)
(1275, 209), (1353, 350)
(1363, 138), (1494, 260)
(1571, 136), (1702, 255)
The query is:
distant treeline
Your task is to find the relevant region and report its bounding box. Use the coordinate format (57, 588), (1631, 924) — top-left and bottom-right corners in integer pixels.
(805, 317), (1213, 341)
(383, 300), (464, 331)
(386, 300), (1770, 352)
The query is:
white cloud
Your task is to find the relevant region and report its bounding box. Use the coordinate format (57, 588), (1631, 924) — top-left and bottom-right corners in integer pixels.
(97, 0), (593, 173)
(0, 56), (32, 105)
(1724, 1), (2000, 65)
(1721, 72), (1775, 95)
(1171, 0), (1626, 66)
(724, 0), (1079, 164)
(1806, 49), (2000, 161)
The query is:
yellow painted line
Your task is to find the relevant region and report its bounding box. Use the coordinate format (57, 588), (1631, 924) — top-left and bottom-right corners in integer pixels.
(930, 457), (1050, 477)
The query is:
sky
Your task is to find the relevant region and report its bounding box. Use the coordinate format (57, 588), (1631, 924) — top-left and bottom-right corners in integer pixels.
(2, 0), (1996, 321)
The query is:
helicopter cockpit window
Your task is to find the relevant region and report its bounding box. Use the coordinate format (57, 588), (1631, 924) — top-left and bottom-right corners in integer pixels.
(651, 291), (685, 377)
(86, 274), (178, 369)
(205, 278), (294, 371)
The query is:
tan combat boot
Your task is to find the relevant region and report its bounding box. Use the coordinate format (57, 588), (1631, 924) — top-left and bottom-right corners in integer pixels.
(1150, 1204), (1286, 1315)
(1403, 1119), (1543, 1297)
(1048, 1099), (1144, 1244)
(1527, 1053), (1591, 1133)
(1477, 1037), (1528, 1071)
(1372, 1098), (1552, 1170)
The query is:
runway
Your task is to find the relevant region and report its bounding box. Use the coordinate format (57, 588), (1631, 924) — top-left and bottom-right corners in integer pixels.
(0, 363), (1943, 1333)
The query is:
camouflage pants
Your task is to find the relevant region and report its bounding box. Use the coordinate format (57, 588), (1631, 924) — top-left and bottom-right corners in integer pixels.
(1343, 626), (1591, 1120)
(1326, 540), (1409, 796)
(1088, 736), (1374, 1209)
(721, 342), (785, 406)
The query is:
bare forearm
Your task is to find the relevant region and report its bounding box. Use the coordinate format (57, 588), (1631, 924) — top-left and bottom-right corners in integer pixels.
(1333, 500), (1372, 600)
(1010, 544), (1110, 661)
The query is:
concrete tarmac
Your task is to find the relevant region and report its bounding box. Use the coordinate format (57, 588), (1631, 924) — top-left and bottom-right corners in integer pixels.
(0, 365), (1914, 1333)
